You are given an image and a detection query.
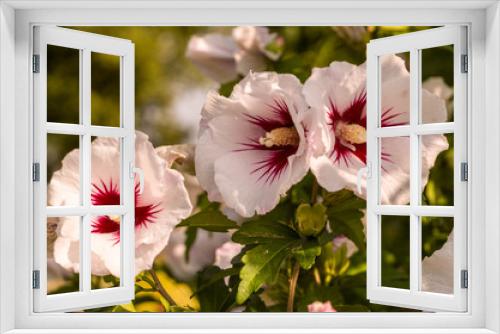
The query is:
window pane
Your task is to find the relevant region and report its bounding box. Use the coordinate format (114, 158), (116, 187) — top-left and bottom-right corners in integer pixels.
(91, 215), (121, 289)
(421, 45), (454, 124)
(380, 52), (410, 127)
(379, 137), (410, 205)
(421, 134), (453, 206)
(381, 215), (410, 289)
(91, 136), (121, 206)
(47, 216), (80, 295)
(47, 45), (80, 124)
(421, 217), (454, 294)
(47, 134), (80, 206)
(91, 52), (121, 127)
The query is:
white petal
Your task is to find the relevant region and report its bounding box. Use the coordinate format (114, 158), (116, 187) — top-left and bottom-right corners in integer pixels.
(380, 136), (411, 204)
(422, 231), (453, 294)
(214, 149), (289, 217)
(48, 148), (80, 206)
(53, 238), (80, 273)
(234, 49), (267, 76)
(215, 241), (243, 270)
(423, 76), (453, 101)
(162, 228), (230, 281)
(185, 34), (239, 83)
(421, 89), (448, 124)
(303, 62), (363, 113)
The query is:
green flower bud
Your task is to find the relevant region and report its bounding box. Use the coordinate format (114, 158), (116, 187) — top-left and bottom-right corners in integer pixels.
(295, 203), (327, 237)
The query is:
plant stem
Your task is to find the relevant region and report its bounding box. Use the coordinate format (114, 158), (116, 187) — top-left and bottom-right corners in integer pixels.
(149, 269), (177, 307)
(311, 177), (319, 204)
(287, 261), (301, 312)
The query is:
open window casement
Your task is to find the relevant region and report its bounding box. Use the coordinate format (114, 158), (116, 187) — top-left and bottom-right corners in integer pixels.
(364, 26), (467, 312)
(33, 26), (136, 312)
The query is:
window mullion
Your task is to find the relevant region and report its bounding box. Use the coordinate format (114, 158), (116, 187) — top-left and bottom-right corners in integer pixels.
(409, 48), (421, 293)
(80, 48), (92, 293)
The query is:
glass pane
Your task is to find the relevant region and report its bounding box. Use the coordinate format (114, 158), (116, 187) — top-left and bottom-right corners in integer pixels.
(91, 52), (121, 127)
(91, 136), (121, 206)
(47, 216), (80, 295)
(47, 134), (80, 206)
(421, 217), (454, 294)
(421, 134), (454, 206)
(47, 45), (80, 124)
(379, 136), (410, 205)
(380, 52), (410, 127)
(381, 215), (410, 289)
(91, 215), (121, 289)
(421, 45), (454, 124)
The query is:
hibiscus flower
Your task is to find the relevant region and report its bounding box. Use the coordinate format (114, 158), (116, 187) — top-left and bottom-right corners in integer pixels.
(303, 55), (449, 204)
(186, 26), (282, 84)
(51, 131), (192, 277)
(195, 71), (325, 217)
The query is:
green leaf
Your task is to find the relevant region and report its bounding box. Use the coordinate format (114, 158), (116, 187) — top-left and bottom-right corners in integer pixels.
(184, 226), (197, 262)
(232, 220), (299, 245)
(292, 241), (322, 270)
(177, 204), (238, 232)
(196, 266), (232, 312)
(192, 266), (240, 298)
(236, 240), (293, 304)
(324, 190), (366, 252)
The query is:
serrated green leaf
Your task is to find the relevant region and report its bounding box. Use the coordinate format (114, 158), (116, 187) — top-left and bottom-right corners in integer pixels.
(292, 241), (322, 270)
(177, 205), (238, 232)
(232, 220), (299, 245)
(236, 241), (293, 304)
(324, 190), (366, 252)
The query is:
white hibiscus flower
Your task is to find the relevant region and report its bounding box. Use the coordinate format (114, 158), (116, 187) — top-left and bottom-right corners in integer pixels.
(162, 228), (230, 281)
(195, 71), (325, 217)
(186, 26), (282, 84)
(303, 55), (449, 204)
(51, 131), (192, 277)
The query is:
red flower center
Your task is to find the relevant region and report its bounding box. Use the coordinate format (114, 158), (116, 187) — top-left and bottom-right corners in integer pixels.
(90, 179), (161, 242)
(328, 90), (405, 167)
(237, 98), (299, 184)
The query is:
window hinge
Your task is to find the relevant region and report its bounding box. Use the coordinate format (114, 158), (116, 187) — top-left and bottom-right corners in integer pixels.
(461, 54), (468, 73)
(32, 270), (40, 289)
(32, 54), (40, 73)
(32, 163), (40, 182)
(460, 162), (468, 182)
(461, 269), (468, 289)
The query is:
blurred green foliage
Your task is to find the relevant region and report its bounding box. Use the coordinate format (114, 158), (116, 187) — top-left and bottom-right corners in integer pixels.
(46, 26), (455, 313)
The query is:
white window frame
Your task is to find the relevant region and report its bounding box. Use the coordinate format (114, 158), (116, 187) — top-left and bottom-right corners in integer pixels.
(0, 1), (498, 333)
(32, 26), (136, 312)
(366, 26), (468, 312)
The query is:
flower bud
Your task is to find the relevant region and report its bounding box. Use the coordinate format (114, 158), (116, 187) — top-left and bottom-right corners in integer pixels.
(295, 203), (327, 237)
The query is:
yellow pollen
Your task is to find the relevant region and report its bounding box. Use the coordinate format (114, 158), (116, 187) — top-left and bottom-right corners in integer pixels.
(337, 123), (366, 144)
(109, 215), (121, 224)
(259, 127), (300, 148)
